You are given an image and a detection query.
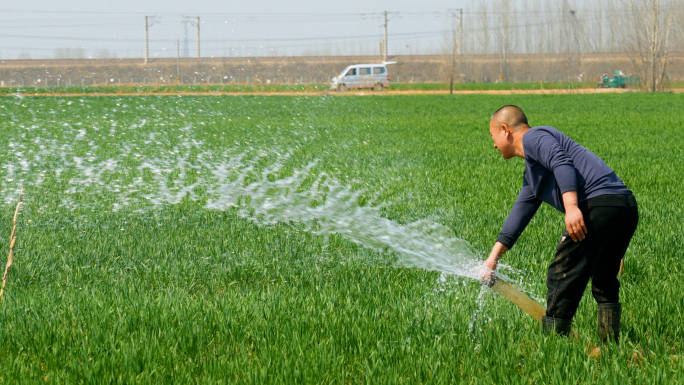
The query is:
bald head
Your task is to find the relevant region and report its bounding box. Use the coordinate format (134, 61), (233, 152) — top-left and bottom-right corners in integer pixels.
(491, 105), (530, 131)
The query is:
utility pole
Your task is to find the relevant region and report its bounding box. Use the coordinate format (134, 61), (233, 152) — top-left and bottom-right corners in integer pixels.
(651, 0), (658, 92)
(145, 16), (149, 64)
(448, 8), (463, 94)
(501, 15), (507, 83)
(183, 16), (200, 59)
(176, 39), (181, 83)
(383, 11), (388, 62)
(458, 8), (463, 55)
(196, 16), (200, 59)
(144, 16), (159, 64)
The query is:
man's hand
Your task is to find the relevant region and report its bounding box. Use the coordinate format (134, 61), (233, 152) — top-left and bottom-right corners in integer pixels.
(481, 242), (509, 284)
(481, 255), (498, 284)
(562, 191), (588, 242)
(565, 206), (587, 242)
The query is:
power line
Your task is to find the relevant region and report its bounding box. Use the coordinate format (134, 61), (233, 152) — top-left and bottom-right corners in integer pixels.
(0, 9), (369, 18)
(2, 22), (139, 29)
(0, 6), (673, 60)
(0, 29), (444, 44)
(1, 8), (638, 19)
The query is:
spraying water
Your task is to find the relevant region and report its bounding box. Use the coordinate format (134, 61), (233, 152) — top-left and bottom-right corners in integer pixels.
(204, 159), (483, 279)
(1, 119), (485, 280)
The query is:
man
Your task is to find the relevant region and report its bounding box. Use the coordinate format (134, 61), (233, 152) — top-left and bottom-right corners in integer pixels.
(482, 105), (638, 343)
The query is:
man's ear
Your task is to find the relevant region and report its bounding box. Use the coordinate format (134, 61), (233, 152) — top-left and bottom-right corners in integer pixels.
(501, 124), (510, 137)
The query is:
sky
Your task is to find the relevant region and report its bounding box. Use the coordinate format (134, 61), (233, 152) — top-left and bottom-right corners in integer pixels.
(1, 0), (470, 60)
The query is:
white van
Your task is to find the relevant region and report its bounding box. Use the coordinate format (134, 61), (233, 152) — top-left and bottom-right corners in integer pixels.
(331, 64), (390, 92)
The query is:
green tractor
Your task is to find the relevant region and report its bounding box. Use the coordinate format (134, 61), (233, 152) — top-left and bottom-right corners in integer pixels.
(597, 70), (638, 88)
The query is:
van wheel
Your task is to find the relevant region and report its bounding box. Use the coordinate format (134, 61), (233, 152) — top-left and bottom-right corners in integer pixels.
(375, 83), (384, 92)
(338, 84), (347, 92)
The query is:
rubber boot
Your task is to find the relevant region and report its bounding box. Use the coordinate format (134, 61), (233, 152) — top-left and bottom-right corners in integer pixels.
(597, 303), (621, 343)
(542, 316), (573, 336)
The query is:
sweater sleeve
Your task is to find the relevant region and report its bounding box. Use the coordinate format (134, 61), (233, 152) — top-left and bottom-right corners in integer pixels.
(496, 182), (542, 249)
(527, 130), (578, 194)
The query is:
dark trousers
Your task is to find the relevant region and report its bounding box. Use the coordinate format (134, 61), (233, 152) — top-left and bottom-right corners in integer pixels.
(546, 194), (638, 320)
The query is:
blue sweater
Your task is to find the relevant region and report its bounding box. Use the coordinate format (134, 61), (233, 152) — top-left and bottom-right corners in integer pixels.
(496, 126), (632, 248)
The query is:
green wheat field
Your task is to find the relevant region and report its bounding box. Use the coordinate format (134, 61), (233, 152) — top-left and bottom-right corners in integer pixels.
(0, 92), (682, 383)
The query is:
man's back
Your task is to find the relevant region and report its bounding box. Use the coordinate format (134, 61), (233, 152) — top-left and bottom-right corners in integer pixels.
(522, 126), (631, 213)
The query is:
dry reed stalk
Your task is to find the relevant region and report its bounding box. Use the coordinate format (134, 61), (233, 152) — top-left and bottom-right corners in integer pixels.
(0, 189), (23, 301)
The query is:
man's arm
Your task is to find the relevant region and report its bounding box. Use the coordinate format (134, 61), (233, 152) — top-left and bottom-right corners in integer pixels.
(482, 183), (541, 282)
(562, 191), (587, 242)
(483, 192), (587, 281)
(496, 183), (542, 249)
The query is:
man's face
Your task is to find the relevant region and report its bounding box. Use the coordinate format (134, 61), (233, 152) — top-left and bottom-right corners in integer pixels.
(489, 120), (514, 159)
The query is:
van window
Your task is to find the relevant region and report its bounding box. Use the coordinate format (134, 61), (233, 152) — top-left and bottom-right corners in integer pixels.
(345, 68), (357, 76)
(374, 67), (386, 75)
(360, 67), (371, 75)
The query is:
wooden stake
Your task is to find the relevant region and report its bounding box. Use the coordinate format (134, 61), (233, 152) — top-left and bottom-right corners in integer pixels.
(489, 278), (678, 360)
(489, 277), (596, 354)
(0, 189), (23, 301)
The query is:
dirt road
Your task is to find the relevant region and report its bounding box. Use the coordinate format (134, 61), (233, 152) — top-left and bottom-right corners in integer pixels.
(9, 87), (682, 97)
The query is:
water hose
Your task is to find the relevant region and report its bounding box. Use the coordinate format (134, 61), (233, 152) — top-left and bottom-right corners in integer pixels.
(487, 277), (598, 355)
